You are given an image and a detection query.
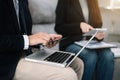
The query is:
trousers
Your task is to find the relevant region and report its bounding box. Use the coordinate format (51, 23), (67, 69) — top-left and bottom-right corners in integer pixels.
(65, 43), (114, 80)
(14, 58), (84, 80)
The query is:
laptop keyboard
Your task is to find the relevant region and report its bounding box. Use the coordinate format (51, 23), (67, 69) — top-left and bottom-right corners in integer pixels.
(44, 52), (73, 63)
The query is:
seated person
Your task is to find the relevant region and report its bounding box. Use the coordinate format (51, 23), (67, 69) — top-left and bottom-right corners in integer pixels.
(0, 0), (83, 80)
(55, 0), (114, 80)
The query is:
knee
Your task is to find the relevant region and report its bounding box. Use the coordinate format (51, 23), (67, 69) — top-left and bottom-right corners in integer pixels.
(69, 58), (84, 80)
(72, 58), (84, 70)
(74, 58), (84, 80)
(100, 49), (114, 62)
(105, 53), (114, 62)
(83, 52), (97, 67)
(15, 59), (78, 80)
(54, 68), (78, 80)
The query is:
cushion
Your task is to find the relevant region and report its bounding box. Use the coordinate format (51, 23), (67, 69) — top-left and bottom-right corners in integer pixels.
(28, 0), (58, 24)
(32, 24), (56, 34)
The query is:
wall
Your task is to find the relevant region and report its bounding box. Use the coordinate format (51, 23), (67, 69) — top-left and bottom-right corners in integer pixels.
(98, 0), (120, 42)
(98, 0), (110, 7)
(100, 8), (120, 42)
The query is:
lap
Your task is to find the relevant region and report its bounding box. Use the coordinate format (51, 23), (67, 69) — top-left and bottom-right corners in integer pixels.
(65, 44), (97, 58)
(65, 44), (114, 64)
(14, 58), (83, 80)
(66, 44), (113, 58)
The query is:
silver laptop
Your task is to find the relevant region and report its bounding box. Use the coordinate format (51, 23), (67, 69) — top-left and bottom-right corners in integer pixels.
(25, 28), (103, 67)
(25, 31), (95, 68)
(25, 48), (75, 67)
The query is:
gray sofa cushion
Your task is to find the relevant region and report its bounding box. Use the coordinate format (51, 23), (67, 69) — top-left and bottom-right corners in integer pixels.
(28, 0), (58, 24)
(32, 24), (56, 34)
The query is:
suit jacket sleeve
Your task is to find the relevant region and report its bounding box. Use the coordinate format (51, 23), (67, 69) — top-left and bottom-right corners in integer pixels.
(0, 35), (24, 52)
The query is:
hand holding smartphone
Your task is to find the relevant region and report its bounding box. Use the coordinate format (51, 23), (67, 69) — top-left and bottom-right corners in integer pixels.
(83, 28), (107, 36)
(46, 39), (61, 48)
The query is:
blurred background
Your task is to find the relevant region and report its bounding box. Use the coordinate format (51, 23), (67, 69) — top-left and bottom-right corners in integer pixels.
(98, 0), (120, 42)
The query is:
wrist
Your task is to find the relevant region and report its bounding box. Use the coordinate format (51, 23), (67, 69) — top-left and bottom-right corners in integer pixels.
(23, 35), (29, 49)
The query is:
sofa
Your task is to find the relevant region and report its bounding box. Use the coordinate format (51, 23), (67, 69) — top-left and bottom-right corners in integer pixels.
(14, 0), (120, 80)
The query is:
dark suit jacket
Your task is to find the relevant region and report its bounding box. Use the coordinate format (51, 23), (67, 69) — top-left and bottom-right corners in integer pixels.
(55, 0), (102, 50)
(0, 0), (32, 53)
(0, 0), (32, 79)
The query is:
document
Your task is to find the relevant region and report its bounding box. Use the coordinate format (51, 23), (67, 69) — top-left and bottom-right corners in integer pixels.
(75, 40), (117, 49)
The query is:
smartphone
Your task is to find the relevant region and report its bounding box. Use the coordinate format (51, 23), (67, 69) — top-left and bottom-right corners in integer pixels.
(93, 28), (107, 32)
(83, 28), (107, 36)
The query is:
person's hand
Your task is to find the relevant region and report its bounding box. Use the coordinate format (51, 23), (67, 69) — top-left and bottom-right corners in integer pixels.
(46, 34), (62, 48)
(80, 22), (93, 33)
(28, 32), (62, 48)
(29, 32), (51, 46)
(95, 32), (104, 40)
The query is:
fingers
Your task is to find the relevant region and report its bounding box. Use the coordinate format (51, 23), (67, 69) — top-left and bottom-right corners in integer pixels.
(80, 22), (105, 40)
(49, 34), (62, 41)
(29, 32), (50, 46)
(80, 22), (93, 33)
(28, 32), (62, 48)
(46, 34), (62, 48)
(95, 32), (105, 40)
(46, 39), (60, 48)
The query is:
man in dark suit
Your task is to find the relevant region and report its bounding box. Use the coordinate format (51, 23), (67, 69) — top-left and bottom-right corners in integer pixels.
(0, 0), (62, 79)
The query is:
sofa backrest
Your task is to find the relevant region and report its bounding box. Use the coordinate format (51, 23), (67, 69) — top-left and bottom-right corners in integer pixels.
(28, 0), (58, 24)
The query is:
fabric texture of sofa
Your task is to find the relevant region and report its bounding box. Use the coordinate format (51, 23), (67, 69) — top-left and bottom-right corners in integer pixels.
(14, 0), (120, 80)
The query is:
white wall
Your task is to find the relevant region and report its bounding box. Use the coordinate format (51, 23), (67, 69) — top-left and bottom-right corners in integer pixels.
(98, 0), (120, 42)
(100, 8), (120, 42)
(98, 0), (110, 7)
(100, 8), (120, 35)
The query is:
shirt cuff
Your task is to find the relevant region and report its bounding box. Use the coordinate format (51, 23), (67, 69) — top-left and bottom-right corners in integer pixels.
(23, 35), (29, 50)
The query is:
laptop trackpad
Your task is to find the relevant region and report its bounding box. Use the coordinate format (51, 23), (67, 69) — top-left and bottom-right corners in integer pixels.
(26, 49), (56, 60)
